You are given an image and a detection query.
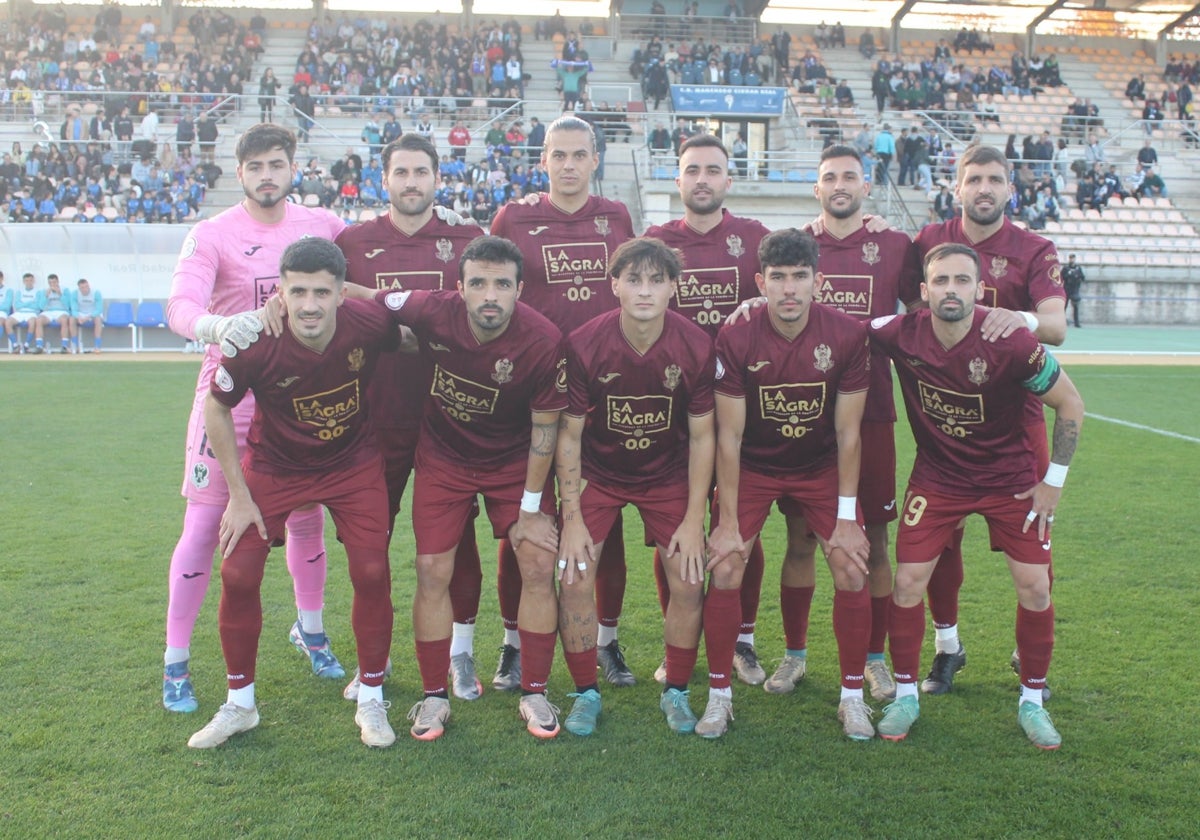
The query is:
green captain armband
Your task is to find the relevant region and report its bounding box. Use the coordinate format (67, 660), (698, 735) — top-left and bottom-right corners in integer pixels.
(1021, 352), (1061, 396)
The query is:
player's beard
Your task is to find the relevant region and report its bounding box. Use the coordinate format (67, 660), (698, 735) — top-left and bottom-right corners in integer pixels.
(246, 179), (291, 209)
(391, 191), (434, 218)
(964, 197), (1005, 227)
(683, 188), (724, 216)
(822, 193), (862, 220)
(934, 296), (971, 322)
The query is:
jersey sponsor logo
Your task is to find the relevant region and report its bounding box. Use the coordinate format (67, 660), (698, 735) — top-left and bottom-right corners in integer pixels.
(214, 365), (234, 392)
(528, 225), (550, 236)
(543, 242), (609, 290)
(815, 274), (873, 316)
(726, 234), (744, 257)
(244, 245), (263, 256)
(275, 375), (301, 389)
(606, 395), (673, 439)
(979, 284), (999, 308)
(492, 357), (514, 384)
(758, 382), (827, 429)
(365, 248), (386, 259)
(435, 238), (455, 263)
(385, 290), (412, 310)
(1048, 262), (1063, 285)
(294, 381), (361, 437)
(430, 366), (499, 419)
(190, 462), (210, 489)
(917, 381), (984, 437)
(675, 266), (739, 324)
(989, 256), (1009, 279)
(348, 347), (366, 372)
(663, 364), (682, 391)
(375, 270), (446, 291)
(861, 242), (881, 265)
(813, 343), (834, 373)
(598, 372), (621, 383)
(967, 357), (989, 385)
(255, 276), (279, 308)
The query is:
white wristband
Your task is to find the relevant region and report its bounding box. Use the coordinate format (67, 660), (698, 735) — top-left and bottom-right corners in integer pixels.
(1043, 463), (1068, 488)
(1021, 311), (1039, 332)
(520, 490), (542, 513)
(837, 496), (857, 520)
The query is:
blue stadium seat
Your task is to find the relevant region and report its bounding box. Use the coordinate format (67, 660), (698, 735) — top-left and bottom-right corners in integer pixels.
(133, 301), (168, 351)
(767, 170), (784, 182)
(104, 301), (136, 351)
(786, 170), (803, 182)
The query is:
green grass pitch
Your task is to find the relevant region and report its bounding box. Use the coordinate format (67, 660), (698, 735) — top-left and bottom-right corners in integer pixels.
(0, 361), (1197, 838)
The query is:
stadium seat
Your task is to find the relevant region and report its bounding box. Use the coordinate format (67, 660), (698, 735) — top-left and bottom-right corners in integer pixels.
(767, 170), (784, 182)
(104, 301), (136, 351)
(133, 301), (167, 352)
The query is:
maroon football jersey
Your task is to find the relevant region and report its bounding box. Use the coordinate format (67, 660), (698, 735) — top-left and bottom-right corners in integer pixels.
(489, 195), (634, 333)
(644, 210), (769, 338)
(715, 304), (869, 475)
(210, 298), (394, 475)
(914, 217), (1065, 427)
(869, 308), (1051, 495)
(565, 309), (716, 490)
(337, 214), (483, 441)
(378, 289), (566, 468)
(814, 225), (920, 423)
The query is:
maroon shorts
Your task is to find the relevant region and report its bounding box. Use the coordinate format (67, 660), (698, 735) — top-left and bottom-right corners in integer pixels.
(580, 476), (689, 549)
(774, 423), (894, 526)
(240, 453), (389, 552)
(895, 482), (1052, 566)
(731, 463), (858, 544)
(412, 449), (555, 555)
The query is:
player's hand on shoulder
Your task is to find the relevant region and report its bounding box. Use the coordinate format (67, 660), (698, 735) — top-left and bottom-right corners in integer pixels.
(863, 213), (892, 233)
(725, 295), (766, 327)
(519, 191), (545, 206)
(433, 204), (479, 226)
(979, 306), (1028, 342)
(195, 311), (265, 357)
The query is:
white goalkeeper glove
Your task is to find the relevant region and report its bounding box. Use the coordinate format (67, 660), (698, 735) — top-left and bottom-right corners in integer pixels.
(194, 312), (265, 358)
(433, 204), (479, 226)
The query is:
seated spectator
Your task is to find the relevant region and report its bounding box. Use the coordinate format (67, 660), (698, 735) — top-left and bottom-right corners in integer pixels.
(1125, 74), (1145, 102)
(1135, 165), (1167, 199)
(858, 30), (875, 60)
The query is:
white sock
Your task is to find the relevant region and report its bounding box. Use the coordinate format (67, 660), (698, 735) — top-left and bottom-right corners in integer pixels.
(228, 684), (255, 708)
(504, 628), (521, 648)
(934, 625), (960, 654)
(450, 622), (475, 657)
(597, 624), (617, 646)
(357, 682), (384, 705)
(165, 646), (189, 666)
(896, 682), (919, 700)
(299, 609), (324, 635)
(737, 632), (755, 647)
(840, 686), (864, 701)
(709, 686), (733, 700)
(1020, 685), (1044, 707)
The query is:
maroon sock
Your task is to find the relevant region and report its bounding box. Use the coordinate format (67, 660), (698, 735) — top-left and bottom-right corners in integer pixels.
(738, 539), (764, 637)
(448, 526), (482, 625)
(596, 526), (627, 629)
(702, 586), (740, 689)
(832, 587), (871, 690)
(868, 594), (891, 655)
(888, 600), (926, 686)
(780, 584), (816, 651)
(652, 547), (670, 617)
(927, 528), (964, 628)
(518, 628), (556, 693)
(1016, 603), (1055, 693)
(563, 648), (598, 690)
(414, 637), (451, 695)
(664, 642), (698, 688)
(497, 539), (521, 632)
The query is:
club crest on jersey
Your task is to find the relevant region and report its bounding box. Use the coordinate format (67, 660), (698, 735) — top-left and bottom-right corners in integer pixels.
(436, 238), (455, 263)
(348, 347), (365, 372)
(492, 358), (514, 384)
(663, 364), (682, 391)
(191, 462), (210, 489)
(968, 357), (990, 385)
(813, 344), (834, 373)
(726, 234), (744, 257)
(595, 216), (610, 236)
(861, 242), (880, 265)
(989, 256), (1009, 279)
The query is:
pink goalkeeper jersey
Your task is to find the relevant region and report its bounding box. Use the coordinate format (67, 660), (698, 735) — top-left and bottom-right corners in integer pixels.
(168, 200), (344, 408)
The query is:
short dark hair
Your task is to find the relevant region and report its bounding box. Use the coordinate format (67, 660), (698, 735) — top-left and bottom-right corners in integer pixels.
(956, 144), (1010, 181)
(235, 124), (297, 165)
(758, 228), (819, 272)
(923, 242), (980, 278)
(609, 237), (682, 282)
(459, 235), (524, 283)
(382, 133), (439, 173)
(679, 133), (728, 160)
(819, 143), (863, 168)
(279, 237), (346, 283)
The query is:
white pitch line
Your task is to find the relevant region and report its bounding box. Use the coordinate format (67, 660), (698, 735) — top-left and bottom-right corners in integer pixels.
(1086, 412), (1200, 444)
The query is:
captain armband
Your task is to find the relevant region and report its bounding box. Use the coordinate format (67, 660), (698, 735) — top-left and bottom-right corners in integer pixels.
(1021, 353), (1060, 396)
